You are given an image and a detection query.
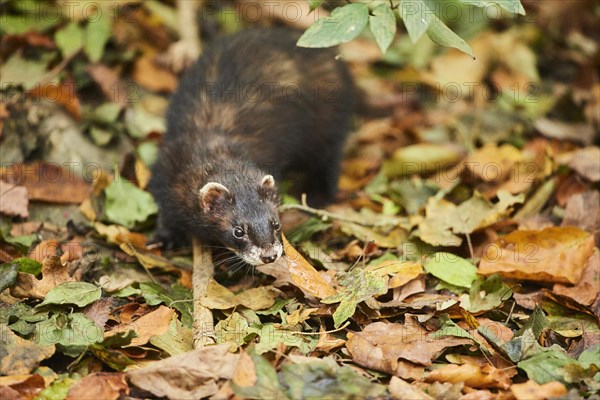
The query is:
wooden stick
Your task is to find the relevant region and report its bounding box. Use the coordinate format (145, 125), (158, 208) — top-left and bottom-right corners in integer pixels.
(192, 237), (216, 347)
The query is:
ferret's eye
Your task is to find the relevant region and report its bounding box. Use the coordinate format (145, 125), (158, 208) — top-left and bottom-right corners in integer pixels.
(233, 226), (245, 239)
(272, 221), (281, 231)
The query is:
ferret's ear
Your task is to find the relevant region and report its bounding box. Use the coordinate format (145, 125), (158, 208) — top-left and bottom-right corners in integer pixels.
(199, 182), (230, 212)
(261, 175), (275, 189)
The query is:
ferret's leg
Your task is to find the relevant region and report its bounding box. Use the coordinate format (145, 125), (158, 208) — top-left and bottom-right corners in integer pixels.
(166, 0), (202, 72)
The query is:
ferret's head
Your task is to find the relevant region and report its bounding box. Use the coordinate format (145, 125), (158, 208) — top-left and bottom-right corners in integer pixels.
(199, 174), (283, 266)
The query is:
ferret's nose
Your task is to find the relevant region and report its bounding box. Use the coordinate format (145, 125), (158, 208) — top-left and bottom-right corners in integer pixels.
(260, 254), (277, 264)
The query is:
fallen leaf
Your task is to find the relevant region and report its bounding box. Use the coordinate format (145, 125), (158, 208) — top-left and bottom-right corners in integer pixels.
(40, 281), (102, 307)
(201, 280), (279, 311)
(127, 344), (239, 400)
(66, 373), (128, 400)
(346, 317), (471, 374)
(10, 256), (78, 299)
(389, 376), (433, 400)
(0, 181), (28, 218)
(104, 175), (157, 228)
(0, 162), (89, 204)
(0, 325), (55, 375)
(535, 118), (596, 146)
(479, 226), (595, 284)
(104, 305), (174, 347)
(86, 64), (127, 108)
(83, 297), (114, 328)
(510, 380), (567, 400)
(568, 146), (600, 182)
(553, 249), (600, 306)
(466, 143), (524, 182)
(417, 191), (523, 246)
(94, 222), (147, 248)
(132, 53), (177, 92)
(424, 253), (478, 288)
(562, 190), (600, 233)
(0, 374), (45, 400)
(382, 143), (465, 177)
(426, 362), (512, 389)
(322, 267), (388, 328)
(30, 80), (81, 119)
(282, 234), (336, 299)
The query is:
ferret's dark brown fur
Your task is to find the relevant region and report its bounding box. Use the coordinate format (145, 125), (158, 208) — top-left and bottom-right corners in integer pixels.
(149, 28), (355, 265)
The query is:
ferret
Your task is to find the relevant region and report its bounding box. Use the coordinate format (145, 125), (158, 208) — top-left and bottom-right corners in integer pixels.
(149, 28), (355, 266)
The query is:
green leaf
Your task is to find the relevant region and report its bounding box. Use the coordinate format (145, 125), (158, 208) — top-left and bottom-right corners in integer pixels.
(0, 263), (18, 292)
(149, 317), (194, 356)
(35, 313), (102, 357)
(308, 0), (324, 12)
(10, 257), (42, 275)
(398, 0), (432, 43)
(432, 314), (491, 354)
(515, 306), (549, 340)
(137, 141), (159, 166)
(215, 312), (251, 350)
(579, 344), (600, 369)
(104, 176), (158, 228)
(322, 268), (388, 328)
(518, 347), (574, 384)
(461, 274), (512, 313)
(424, 252), (478, 288)
(0, 53), (49, 89)
(459, 0), (525, 15)
(55, 22), (84, 58)
(40, 282), (102, 307)
(84, 14), (111, 62)
(139, 282), (193, 327)
(297, 4), (369, 48)
(232, 348), (287, 399)
(37, 376), (77, 400)
(125, 104), (166, 138)
(426, 15), (474, 57)
(248, 323), (317, 355)
(0, 14), (60, 35)
(280, 357), (387, 399)
(369, 4), (397, 53)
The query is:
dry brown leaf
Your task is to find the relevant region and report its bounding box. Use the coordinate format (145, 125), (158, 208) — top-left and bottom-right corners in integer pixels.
(562, 190), (600, 234)
(0, 329), (55, 375)
(479, 226), (595, 284)
(95, 222), (148, 248)
(201, 280), (279, 311)
(231, 350), (257, 388)
(28, 240), (60, 263)
(104, 305), (174, 347)
(535, 118), (596, 146)
(510, 380), (567, 400)
(392, 276), (426, 302)
(0, 180), (28, 218)
(29, 80), (81, 120)
(127, 344), (239, 400)
(425, 362), (512, 390)
(553, 249), (600, 306)
(10, 256), (77, 299)
(133, 54), (177, 92)
(389, 376), (433, 400)
(282, 234), (336, 299)
(0, 374), (45, 400)
(66, 373), (128, 400)
(346, 317), (471, 375)
(466, 144), (524, 182)
(569, 146), (600, 182)
(0, 162), (89, 204)
(83, 298), (114, 329)
(86, 64), (127, 108)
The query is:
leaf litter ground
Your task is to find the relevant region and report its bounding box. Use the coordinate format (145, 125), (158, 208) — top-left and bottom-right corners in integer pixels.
(1, 1), (599, 399)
